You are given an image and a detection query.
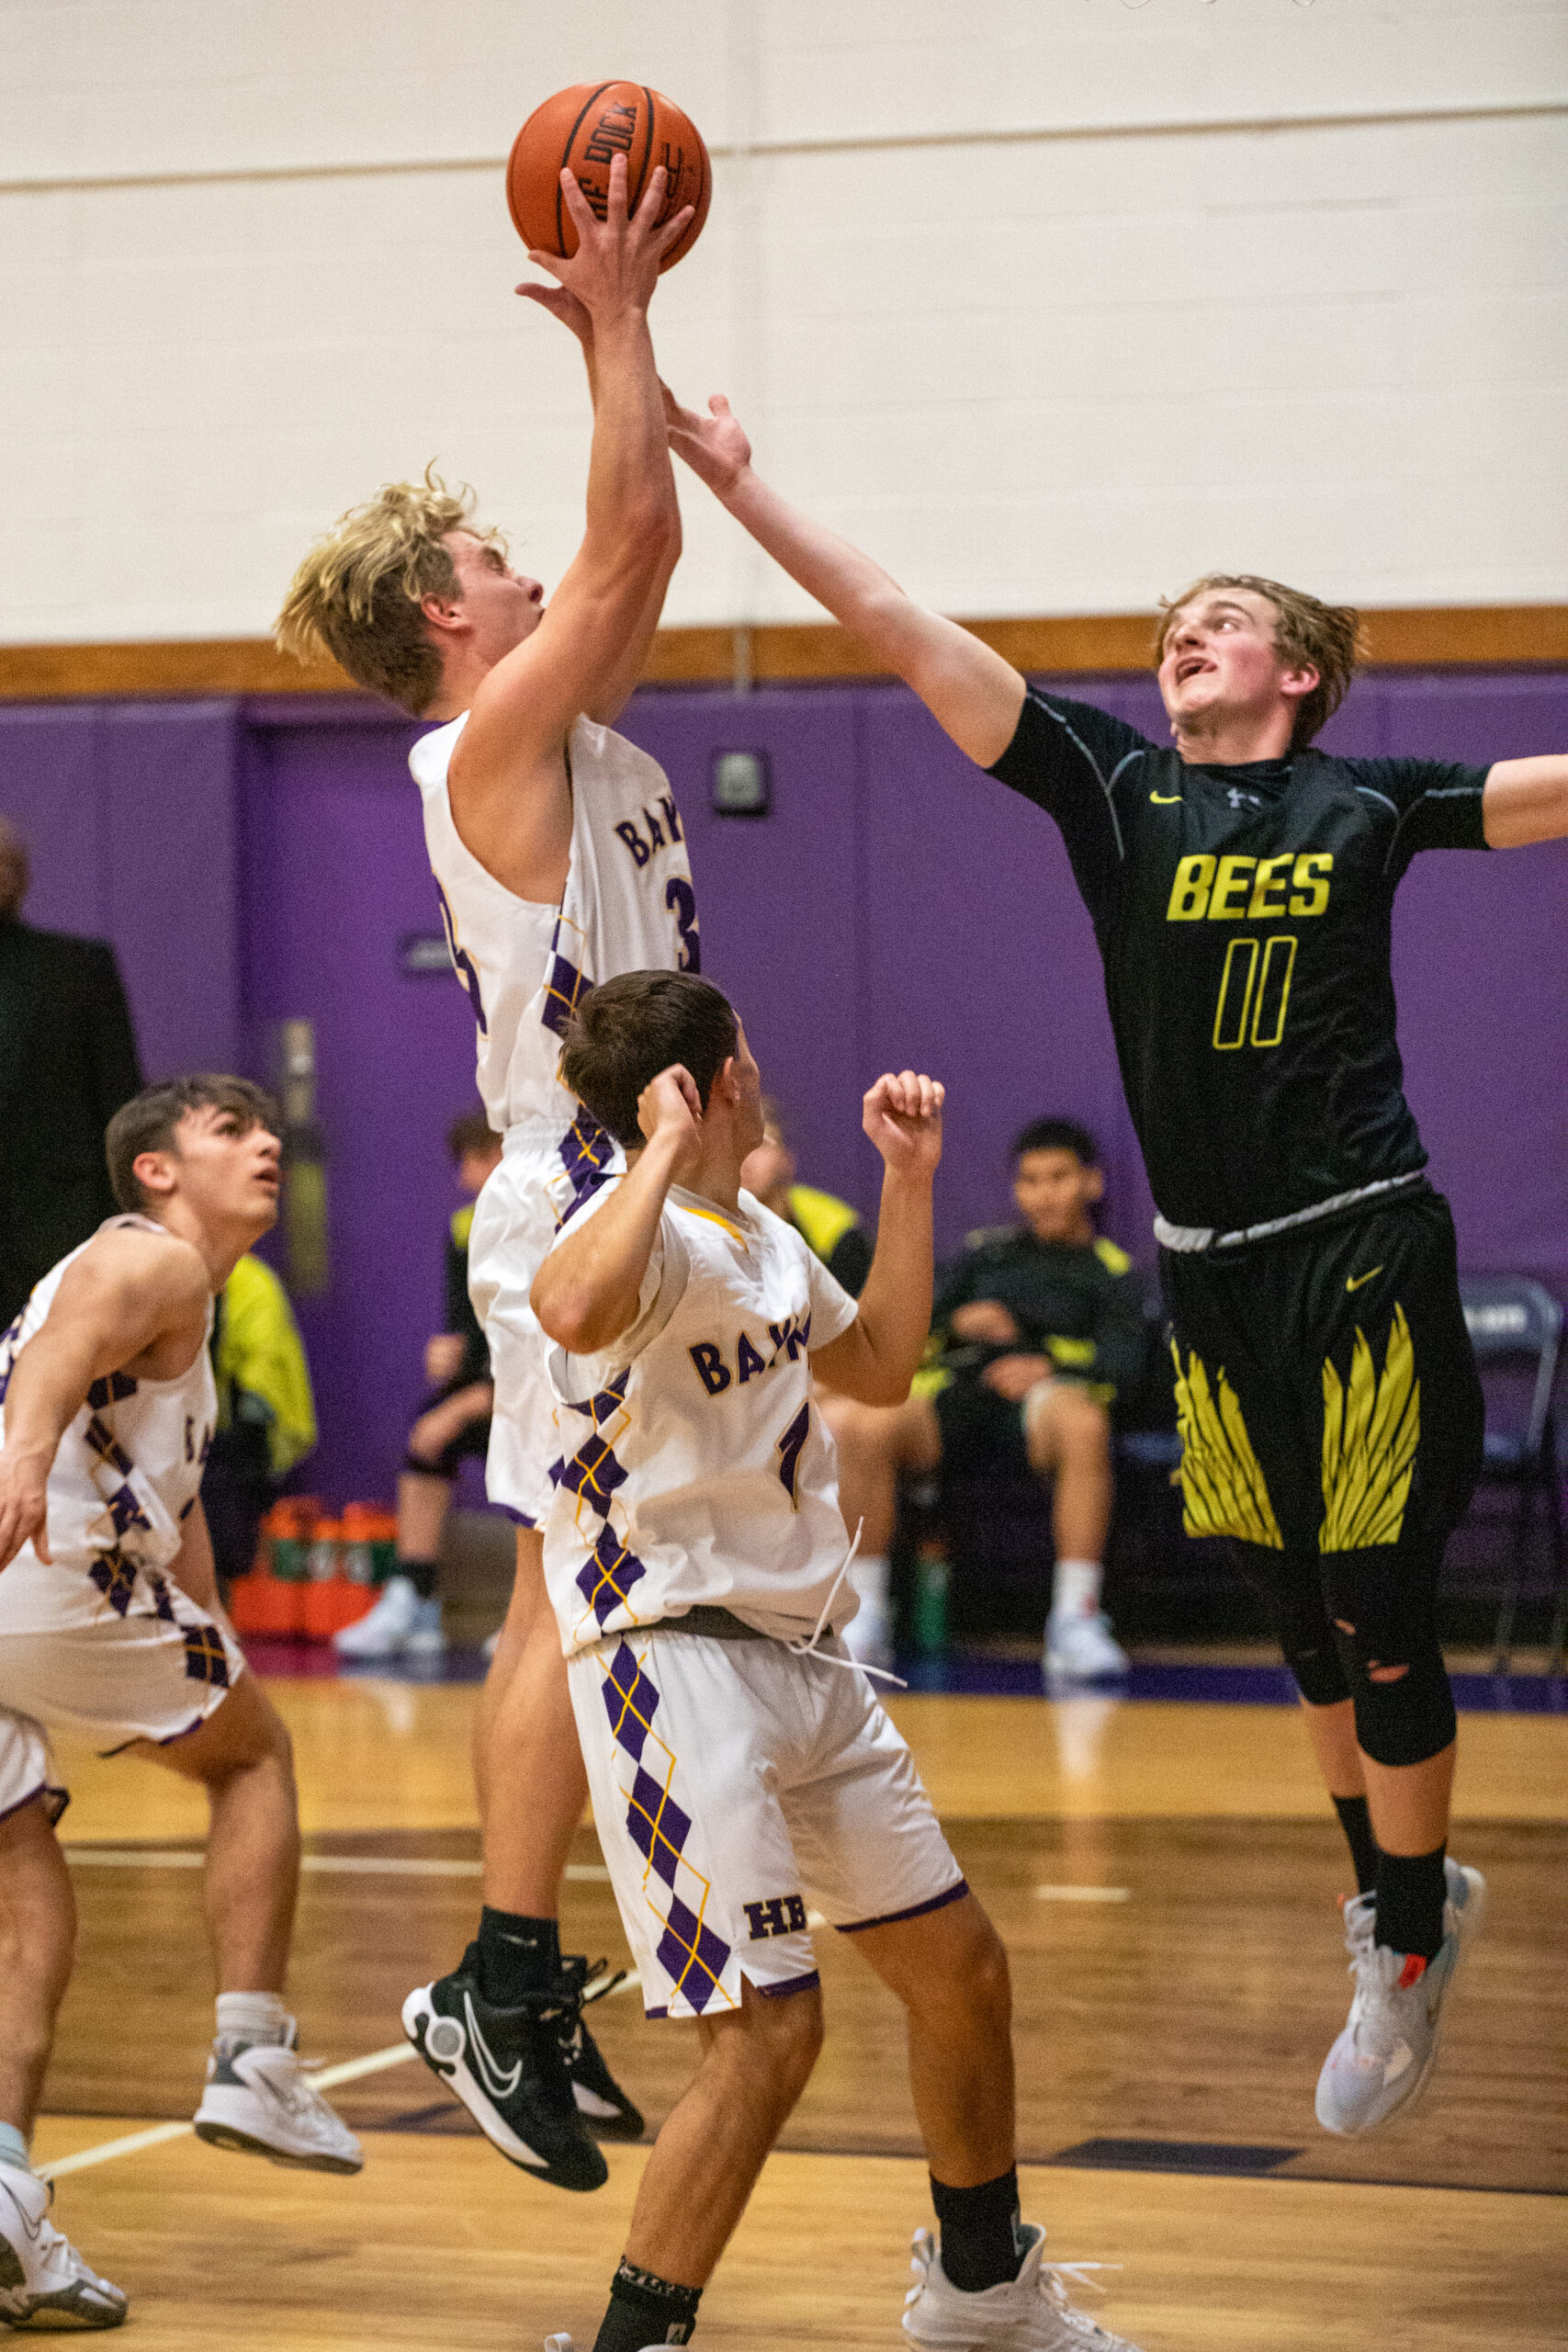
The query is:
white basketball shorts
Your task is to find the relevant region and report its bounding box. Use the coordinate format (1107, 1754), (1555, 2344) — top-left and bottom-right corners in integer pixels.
(568, 1629), (965, 2021)
(468, 1127), (621, 1528)
(0, 1544), (245, 1820)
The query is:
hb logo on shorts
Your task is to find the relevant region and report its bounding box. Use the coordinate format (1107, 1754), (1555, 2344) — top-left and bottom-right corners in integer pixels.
(743, 1894), (807, 1942)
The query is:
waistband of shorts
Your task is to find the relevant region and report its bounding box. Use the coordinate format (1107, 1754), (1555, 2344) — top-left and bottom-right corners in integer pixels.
(1154, 1170), (1428, 1256)
(649, 1605), (774, 1642)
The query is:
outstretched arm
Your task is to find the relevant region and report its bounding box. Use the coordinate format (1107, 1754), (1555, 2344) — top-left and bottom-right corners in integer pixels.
(446, 157), (693, 876)
(1483, 757), (1568, 848)
(527, 300), (682, 726)
(665, 388), (1025, 768)
(0, 1231), (209, 1568)
(531, 1069), (702, 1356)
(809, 1074), (944, 1407)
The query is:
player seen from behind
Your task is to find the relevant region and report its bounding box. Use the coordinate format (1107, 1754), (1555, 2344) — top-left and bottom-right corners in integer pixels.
(533, 970), (1146, 2352)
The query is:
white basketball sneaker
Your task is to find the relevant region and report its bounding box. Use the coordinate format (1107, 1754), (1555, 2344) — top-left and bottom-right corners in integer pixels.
(1043, 1611), (1129, 1683)
(0, 2165), (127, 2328)
(194, 2019), (364, 2172)
(334, 1575), (444, 1657)
(1314, 1860), (1486, 2137)
(903, 2223), (1145, 2349)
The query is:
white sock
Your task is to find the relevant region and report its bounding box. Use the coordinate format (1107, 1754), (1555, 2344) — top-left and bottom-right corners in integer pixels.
(1051, 1559), (1102, 1621)
(216, 1991), (289, 2048)
(0, 2122), (30, 2172)
(842, 1553), (891, 1658)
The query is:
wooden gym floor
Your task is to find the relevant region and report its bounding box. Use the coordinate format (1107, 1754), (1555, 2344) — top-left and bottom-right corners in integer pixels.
(37, 1674), (1568, 2350)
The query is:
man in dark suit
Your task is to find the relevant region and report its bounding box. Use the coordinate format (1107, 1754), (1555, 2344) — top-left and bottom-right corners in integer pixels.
(0, 819), (143, 1325)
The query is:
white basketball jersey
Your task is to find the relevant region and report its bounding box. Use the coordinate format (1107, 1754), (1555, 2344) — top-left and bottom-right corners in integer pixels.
(410, 712), (699, 1139)
(539, 1182), (861, 1657)
(0, 1218), (217, 1601)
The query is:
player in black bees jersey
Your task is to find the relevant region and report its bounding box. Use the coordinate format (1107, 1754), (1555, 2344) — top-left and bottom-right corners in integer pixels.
(665, 383), (1568, 2141)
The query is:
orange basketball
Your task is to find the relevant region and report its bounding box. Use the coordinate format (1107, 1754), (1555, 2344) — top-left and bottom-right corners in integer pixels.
(506, 82), (712, 274)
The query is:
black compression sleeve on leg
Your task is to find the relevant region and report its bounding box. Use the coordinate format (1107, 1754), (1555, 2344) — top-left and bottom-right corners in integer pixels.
(1332, 1795), (1379, 1897)
(595, 2260), (702, 2349)
(931, 2168), (1026, 2293)
(1374, 1843), (1447, 1962)
(398, 1557), (439, 1601)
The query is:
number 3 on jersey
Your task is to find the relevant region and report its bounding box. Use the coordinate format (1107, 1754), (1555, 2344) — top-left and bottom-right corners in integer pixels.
(1213, 933), (1297, 1051)
(665, 876), (701, 973)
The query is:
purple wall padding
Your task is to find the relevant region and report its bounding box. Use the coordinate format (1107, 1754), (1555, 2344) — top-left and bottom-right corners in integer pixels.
(1, 668), (1563, 1501)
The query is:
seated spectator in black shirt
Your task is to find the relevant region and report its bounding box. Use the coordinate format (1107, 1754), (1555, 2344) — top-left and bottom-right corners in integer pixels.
(824, 1119), (1145, 1679)
(739, 1098), (873, 1295)
(335, 1112), (502, 1658)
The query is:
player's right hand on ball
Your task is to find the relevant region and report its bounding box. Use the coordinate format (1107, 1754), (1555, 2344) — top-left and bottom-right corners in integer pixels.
(662, 386), (752, 494)
(520, 153), (694, 320)
(638, 1063), (705, 1177)
(863, 1071), (944, 1179)
(0, 1451), (51, 1572)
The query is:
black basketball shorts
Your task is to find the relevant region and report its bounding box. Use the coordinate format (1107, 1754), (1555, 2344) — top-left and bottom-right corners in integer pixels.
(1159, 1186), (1483, 1567)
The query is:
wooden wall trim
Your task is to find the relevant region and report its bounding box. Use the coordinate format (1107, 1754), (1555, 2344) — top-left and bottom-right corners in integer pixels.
(2, 606), (1564, 703)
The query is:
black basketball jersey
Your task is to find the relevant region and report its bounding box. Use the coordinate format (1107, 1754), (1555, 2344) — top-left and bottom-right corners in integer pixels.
(988, 692), (1491, 1235)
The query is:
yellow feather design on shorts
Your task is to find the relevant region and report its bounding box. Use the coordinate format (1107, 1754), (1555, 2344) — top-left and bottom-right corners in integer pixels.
(1319, 1303), (1420, 1551)
(1170, 1340), (1283, 1549)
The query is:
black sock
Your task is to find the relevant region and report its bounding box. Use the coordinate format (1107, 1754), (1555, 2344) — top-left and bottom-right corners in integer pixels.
(477, 1906), (559, 2005)
(1374, 1843), (1447, 1962)
(593, 2258), (701, 2349)
(1332, 1794), (1379, 1897)
(931, 2168), (1025, 2294)
(398, 1557), (439, 1601)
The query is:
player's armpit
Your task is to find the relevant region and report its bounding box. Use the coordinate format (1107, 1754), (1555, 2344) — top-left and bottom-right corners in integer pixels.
(1483, 754), (1568, 847)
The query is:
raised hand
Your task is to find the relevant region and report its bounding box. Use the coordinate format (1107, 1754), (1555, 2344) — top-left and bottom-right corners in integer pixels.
(863, 1070), (944, 1180)
(637, 1062), (705, 1182)
(517, 153), (694, 326)
(662, 385), (752, 496)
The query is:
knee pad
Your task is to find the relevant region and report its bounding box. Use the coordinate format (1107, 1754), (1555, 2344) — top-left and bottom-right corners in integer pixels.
(1323, 1551), (1455, 1767)
(1232, 1545), (1352, 1707)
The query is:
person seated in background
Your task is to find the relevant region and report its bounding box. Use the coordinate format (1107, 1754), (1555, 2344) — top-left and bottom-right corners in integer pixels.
(739, 1098), (874, 1296)
(201, 1250), (317, 1594)
(824, 1118), (1147, 1680)
(337, 1112), (502, 1658)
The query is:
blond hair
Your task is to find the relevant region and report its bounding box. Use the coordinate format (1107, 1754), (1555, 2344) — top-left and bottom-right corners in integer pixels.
(1156, 573), (1363, 749)
(274, 469), (505, 716)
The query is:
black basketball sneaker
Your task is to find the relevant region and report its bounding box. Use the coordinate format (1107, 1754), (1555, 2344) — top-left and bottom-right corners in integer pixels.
(401, 1945), (607, 2192)
(557, 1956), (645, 2142)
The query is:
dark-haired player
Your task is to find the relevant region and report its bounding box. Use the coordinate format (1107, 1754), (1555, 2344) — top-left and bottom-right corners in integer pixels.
(827, 1117), (1145, 1680)
(0, 1079), (362, 2325)
(533, 969), (1145, 2352)
(664, 382), (1568, 2136)
(280, 158), (698, 2184)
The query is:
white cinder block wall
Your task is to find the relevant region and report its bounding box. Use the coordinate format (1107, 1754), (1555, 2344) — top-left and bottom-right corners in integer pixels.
(3, 0), (1563, 644)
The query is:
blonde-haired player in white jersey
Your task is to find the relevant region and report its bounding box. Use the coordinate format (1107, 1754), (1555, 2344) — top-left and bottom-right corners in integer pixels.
(532, 971), (1145, 2352)
(0, 1078), (361, 2328)
(276, 154), (695, 2187)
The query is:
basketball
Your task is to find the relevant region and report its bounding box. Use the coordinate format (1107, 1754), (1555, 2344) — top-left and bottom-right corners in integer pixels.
(506, 82), (712, 272)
